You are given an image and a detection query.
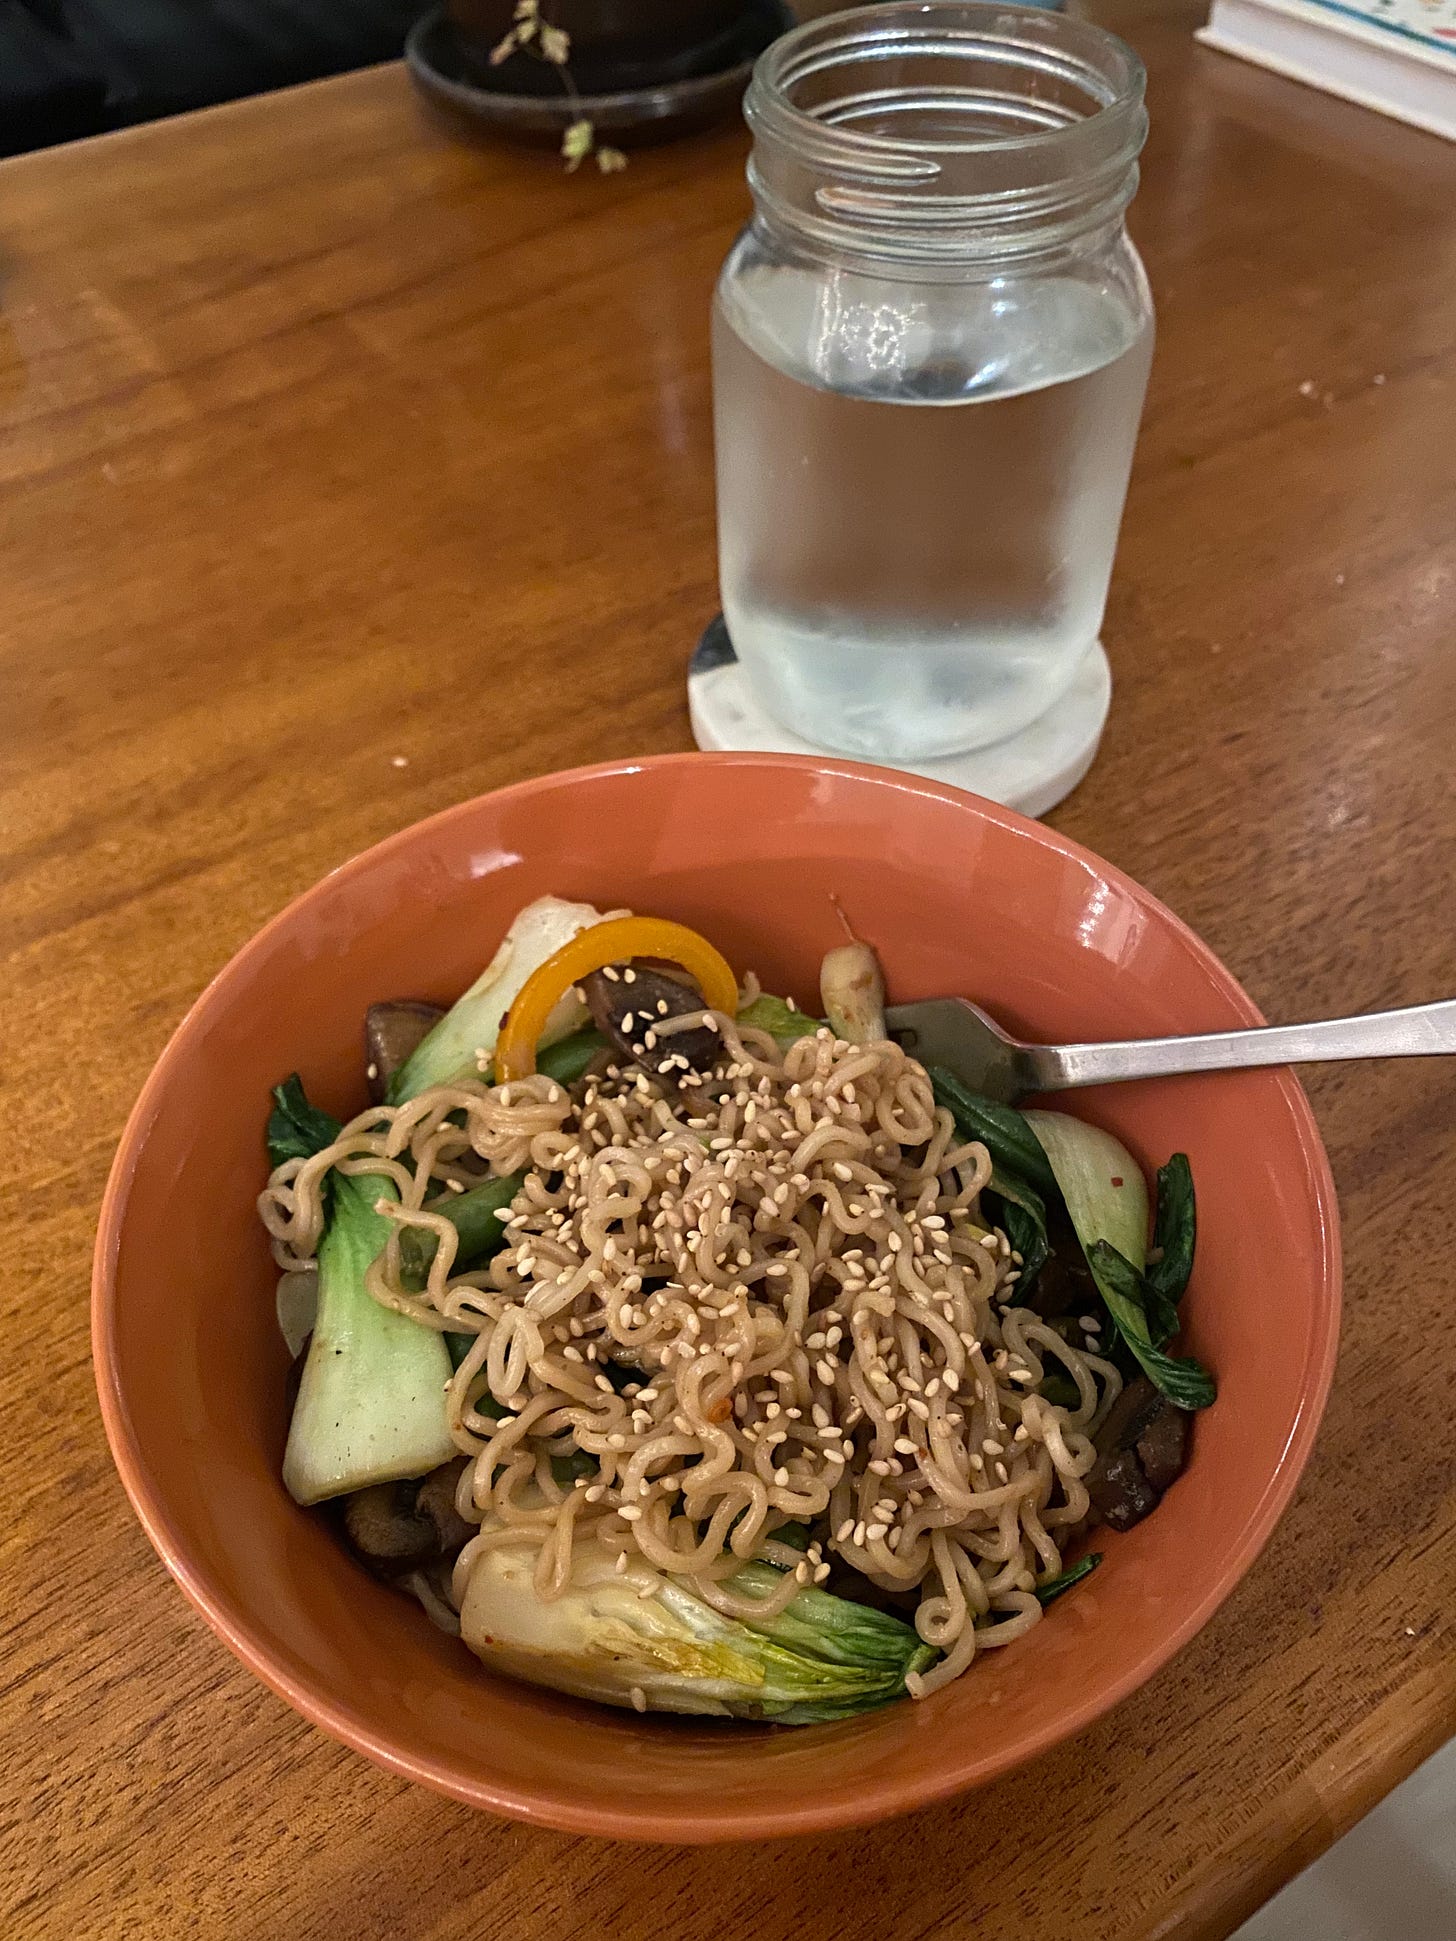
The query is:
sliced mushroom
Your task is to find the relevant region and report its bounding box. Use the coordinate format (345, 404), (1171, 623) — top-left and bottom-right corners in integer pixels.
(1087, 1448), (1161, 1531)
(1093, 1375), (1166, 1454)
(582, 963), (724, 1079)
(342, 1481), (439, 1576)
(1086, 1375), (1191, 1531)
(415, 1456), (474, 1553)
(1135, 1404), (1189, 1493)
(341, 1457), (475, 1578)
(365, 1000), (446, 1102)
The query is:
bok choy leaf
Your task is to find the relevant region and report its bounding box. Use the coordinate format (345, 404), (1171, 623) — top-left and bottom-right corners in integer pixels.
(458, 1532), (935, 1722)
(929, 1067), (1057, 1197)
(278, 902), (612, 1503)
(929, 1068), (1054, 1289)
(1022, 1110), (1214, 1411)
(282, 1172), (455, 1504)
(1147, 1154), (1196, 1307)
(735, 994), (822, 1044)
(984, 1167), (1050, 1291)
(388, 895), (616, 1102)
(267, 1076), (342, 1175)
(1086, 1242), (1216, 1410)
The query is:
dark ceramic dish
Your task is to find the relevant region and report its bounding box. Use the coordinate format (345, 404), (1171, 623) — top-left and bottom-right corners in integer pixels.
(406, 0), (791, 145)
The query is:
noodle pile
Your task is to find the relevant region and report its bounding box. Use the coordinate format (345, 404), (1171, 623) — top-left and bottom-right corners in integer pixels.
(261, 1016), (1122, 1696)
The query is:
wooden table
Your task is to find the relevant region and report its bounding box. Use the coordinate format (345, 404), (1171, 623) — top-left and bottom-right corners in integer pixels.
(3, 4), (1454, 1934)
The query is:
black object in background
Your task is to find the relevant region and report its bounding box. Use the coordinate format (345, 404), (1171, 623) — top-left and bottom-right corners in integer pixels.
(0, 3), (109, 154)
(0, 0), (427, 156)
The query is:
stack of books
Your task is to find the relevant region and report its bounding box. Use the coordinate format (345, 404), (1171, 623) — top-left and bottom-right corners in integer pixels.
(1198, 0), (1456, 137)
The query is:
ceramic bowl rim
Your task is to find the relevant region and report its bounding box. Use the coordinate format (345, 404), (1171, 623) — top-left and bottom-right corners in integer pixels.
(92, 750), (1342, 1842)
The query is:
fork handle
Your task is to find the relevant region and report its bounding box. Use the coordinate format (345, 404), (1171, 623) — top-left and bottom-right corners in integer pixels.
(1030, 998), (1456, 1091)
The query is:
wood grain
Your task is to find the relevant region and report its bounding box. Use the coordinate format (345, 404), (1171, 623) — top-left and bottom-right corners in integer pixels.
(2, 5), (1455, 1935)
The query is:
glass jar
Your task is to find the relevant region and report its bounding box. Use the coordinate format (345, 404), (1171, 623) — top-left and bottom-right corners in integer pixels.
(712, 2), (1153, 762)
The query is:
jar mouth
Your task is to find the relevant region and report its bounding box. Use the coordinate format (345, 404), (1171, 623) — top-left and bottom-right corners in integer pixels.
(750, 2), (1145, 160)
(744, 2), (1147, 259)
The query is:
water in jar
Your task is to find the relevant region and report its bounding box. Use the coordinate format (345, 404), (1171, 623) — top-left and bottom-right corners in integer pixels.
(713, 257), (1153, 761)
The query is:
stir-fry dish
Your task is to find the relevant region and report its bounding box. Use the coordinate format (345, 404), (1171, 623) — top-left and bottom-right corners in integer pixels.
(260, 898), (1215, 1722)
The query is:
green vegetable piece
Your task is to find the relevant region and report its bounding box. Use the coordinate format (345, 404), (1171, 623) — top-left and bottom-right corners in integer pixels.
(735, 994), (823, 1043)
(443, 1330), (507, 1418)
(1035, 1553), (1103, 1606)
(1087, 1243), (1217, 1410)
(768, 1522), (813, 1552)
(266, 1075), (342, 1172)
(983, 1166), (1050, 1290)
(1038, 1372), (1082, 1410)
(928, 1068), (1057, 1199)
(389, 895), (611, 1102)
(1147, 1153), (1196, 1306)
(279, 907), (608, 1502)
(1021, 1109), (1214, 1410)
(458, 1533), (934, 1722)
(1020, 1109), (1150, 1270)
(536, 1026), (608, 1085)
(925, 1068), (1056, 1289)
(282, 1173), (455, 1505)
(726, 1561), (935, 1678)
(398, 1171), (524, 1289)
(551, 1447), (599, 1488)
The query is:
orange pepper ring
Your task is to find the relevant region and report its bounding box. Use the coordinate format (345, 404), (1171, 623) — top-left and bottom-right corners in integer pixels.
(493, 916), (740, 1082)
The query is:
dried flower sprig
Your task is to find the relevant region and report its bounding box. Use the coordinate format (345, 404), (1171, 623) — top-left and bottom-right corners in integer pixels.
(490, 0), (628, 173)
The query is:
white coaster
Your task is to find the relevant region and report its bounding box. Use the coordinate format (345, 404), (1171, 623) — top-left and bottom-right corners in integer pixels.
(687, 619), (1112, 819)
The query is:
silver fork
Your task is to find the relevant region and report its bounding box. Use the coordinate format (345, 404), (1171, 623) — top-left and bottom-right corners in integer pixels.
(883, 996), (1456, 1105)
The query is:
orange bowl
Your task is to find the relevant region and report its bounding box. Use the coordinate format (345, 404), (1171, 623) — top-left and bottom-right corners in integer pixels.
(93, 753), (1340, 1841)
